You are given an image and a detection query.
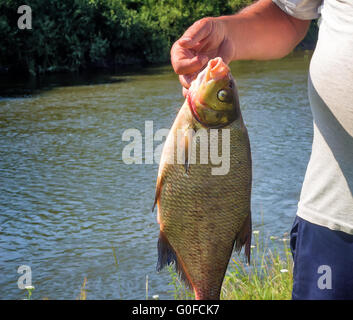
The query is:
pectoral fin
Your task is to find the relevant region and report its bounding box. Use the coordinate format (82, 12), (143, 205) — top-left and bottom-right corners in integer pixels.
(177, 124), (195, 175)
(184, 132), (190, 174)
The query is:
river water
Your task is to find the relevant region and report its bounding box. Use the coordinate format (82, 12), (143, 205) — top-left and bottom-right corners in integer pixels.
(0, 52), (314, 299)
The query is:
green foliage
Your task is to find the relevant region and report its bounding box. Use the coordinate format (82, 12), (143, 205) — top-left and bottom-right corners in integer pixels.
(0, 0), (248, 74)
(167, 265), (195, 300)
(221, 231), (293, 300)
(0, 0), (317, 75)
(140, 0), (233, 45)
(228, 0), (253, 12)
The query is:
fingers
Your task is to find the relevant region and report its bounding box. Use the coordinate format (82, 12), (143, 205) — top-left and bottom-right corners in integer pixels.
(171, 18), (214, 75)
(179, 18), (213, 48)
(180, 72), (197, 97)
(179, 73), (198, 89)
(171, 43), (208, 75)
(171, 18), (216, 96)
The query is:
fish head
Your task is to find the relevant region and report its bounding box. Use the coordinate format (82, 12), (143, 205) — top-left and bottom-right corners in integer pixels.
(187, 57), (240, 128)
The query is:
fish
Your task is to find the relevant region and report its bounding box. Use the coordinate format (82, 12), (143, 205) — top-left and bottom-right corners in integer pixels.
(153, 57), (252, 300)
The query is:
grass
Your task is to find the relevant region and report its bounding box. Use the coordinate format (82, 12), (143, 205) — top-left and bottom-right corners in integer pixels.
(168, 265), (195, 300)
(77, 277), (87, 300)
(168, 230), (293, 300)
(23, 286), (35, 300)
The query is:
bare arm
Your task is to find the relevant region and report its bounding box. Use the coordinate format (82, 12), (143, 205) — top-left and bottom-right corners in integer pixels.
(171, 0), (311, 93)
(220, 0), (311, 60)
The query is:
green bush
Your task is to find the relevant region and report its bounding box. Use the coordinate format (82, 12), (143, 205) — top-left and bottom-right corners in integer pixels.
(0, 0), (318, 75)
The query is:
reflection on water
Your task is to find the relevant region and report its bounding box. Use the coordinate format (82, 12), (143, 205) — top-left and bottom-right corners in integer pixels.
(0, 52), (313, 299)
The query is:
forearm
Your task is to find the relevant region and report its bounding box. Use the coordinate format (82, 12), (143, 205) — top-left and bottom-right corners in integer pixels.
(219, 0), (311, 61)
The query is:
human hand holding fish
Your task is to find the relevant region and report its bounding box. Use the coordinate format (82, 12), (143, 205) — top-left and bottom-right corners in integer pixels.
(171, 1), (310, 97)
(171, 17), (235, 97)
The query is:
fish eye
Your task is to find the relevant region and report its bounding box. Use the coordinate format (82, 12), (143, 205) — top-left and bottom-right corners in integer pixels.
(217, 89), (230, 102)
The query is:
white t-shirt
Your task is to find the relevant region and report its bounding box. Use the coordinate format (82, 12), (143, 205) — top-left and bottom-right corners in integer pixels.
(273, 0), (353, 234)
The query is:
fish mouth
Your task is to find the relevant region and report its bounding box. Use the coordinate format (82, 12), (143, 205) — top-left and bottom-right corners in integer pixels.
(189, 57), (230, 93)
(205, 57), (230, 82)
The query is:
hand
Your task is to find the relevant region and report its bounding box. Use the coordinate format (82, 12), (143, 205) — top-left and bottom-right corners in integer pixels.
(171, 17), (235, 96)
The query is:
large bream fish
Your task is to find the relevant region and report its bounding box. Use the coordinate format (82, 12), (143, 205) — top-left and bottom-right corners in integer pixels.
(153, 57), (252, 300)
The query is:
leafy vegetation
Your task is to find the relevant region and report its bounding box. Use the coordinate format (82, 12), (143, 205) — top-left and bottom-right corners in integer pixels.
(0, 0), (318, 75)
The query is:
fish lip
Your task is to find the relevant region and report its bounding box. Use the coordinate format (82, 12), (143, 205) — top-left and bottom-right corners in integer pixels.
(206, 57), (230, 82)
(190, 58), (230, 92)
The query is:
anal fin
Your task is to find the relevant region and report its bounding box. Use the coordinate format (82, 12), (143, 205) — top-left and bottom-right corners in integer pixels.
(157, 230), (193, 290)
(234, 213), (252, 264)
